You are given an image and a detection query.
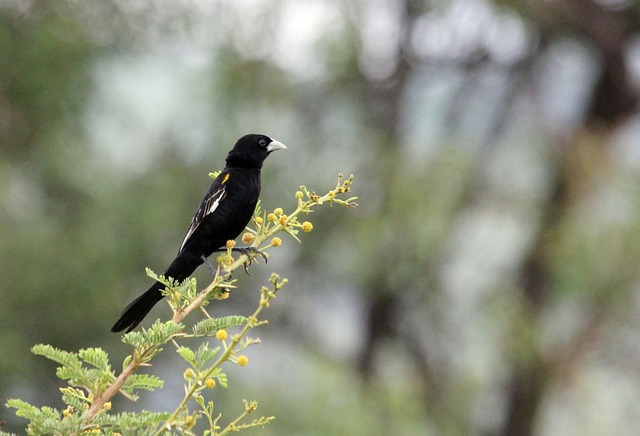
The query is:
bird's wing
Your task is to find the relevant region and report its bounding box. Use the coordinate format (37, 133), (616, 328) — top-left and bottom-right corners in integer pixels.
(178, 180), (228, 254)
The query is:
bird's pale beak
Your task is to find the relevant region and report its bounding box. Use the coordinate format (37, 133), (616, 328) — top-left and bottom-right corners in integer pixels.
(267, 140), (287, 152)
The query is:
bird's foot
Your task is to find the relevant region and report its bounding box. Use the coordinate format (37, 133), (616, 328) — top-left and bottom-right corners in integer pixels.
(233, 246), (268, 262)
(212, 246), (267, 275)
(232, 246), (267, 274)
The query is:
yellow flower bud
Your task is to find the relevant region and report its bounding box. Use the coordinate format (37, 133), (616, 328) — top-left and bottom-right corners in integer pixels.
(302, 221), (313, 233)
(216, 290), (230, 300)
(185, 415), (196, 428)
(216, 329), (228, 341)
(267, 213), (276, 222)
(103, 402), (112, 411)
(274, 207), (284, 216)
(225, 239), (236, 249)
(271, 237), (282, 247)
(242, 232), (255, 244)
(237, 355), (249, 367)
(205, 378), (216, 389)
(184, 368), (195, 379)
(295, 191), (303, 199)
(255, 216), (263, 224)
(279, 215), (288, 226)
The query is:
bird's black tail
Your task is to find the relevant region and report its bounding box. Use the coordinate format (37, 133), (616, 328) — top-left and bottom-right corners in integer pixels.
(111, 253), (203, 333)
(110, 281), (165, 333)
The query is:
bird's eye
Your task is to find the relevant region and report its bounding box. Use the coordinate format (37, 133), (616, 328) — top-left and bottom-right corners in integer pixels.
(259, 139), (267, 146)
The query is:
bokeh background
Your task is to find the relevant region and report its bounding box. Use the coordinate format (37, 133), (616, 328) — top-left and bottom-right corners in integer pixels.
(3, 0), (640, 434)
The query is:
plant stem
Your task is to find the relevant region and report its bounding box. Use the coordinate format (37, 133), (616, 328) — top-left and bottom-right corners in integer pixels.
(217, 409), (252, 436)
(157, 287), (276, 435)
(82, 357), (139, 426)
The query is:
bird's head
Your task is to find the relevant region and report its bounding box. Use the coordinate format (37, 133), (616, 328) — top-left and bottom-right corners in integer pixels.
(226, 134), (287, 169)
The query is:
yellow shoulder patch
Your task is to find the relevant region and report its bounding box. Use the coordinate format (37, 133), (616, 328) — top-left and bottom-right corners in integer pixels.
(222, 173), (231, 184)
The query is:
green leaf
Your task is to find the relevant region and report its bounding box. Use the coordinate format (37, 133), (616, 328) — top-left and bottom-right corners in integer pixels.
(195, 343), (221, 368)
(78, 347), (110, 371)
(121, 373), (164, 394)
(6, 399), (40, 420)
(177, 344), (221, 371)
(176, 346), (196, 365)
(32, 344), (80, 369)
(60, 387), (91, 409)
(192, 316), (249, 336)
(216, 371), (228, 388)
(95, 410), (172, 432)
(122, 320), (184, 353)
(6, 399), (85, 435)
(55, 364), (95, 387)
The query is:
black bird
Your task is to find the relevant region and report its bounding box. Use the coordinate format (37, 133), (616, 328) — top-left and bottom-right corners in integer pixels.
(111, 134), (286, 333)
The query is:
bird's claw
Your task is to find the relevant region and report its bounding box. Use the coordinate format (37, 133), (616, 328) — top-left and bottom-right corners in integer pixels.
(243, 246), (268, 263)
(234, 246), (267, 275)
(211, 246), (267, 275)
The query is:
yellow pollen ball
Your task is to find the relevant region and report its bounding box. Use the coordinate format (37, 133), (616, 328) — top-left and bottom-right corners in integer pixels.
(255, 216), (263, 224)
(216, 290), (230, 300)
(216, 329), (228, 341)
(237, 355), (249, 367)
(271, 237), (282, 247)
(225, 240), (236, 249)
(279, 215), (288, 225)
(185, 416), (196, 428)
(302, 221), (313, 232)
(295, 191), (303, 199)
(242, 232), (255, 244)
(205, 378), (216, 389)
(274, 207), (284, 216)
(267, 213), (276, 222)
(184, 368), (195, 379)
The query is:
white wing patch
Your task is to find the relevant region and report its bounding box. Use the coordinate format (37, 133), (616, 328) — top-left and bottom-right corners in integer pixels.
(207, 194), (222, 215)
(178, 186), (226, 253)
